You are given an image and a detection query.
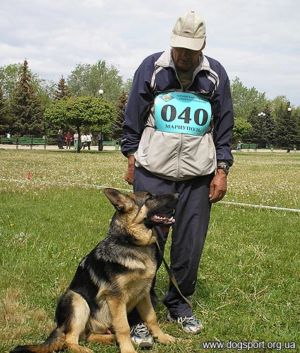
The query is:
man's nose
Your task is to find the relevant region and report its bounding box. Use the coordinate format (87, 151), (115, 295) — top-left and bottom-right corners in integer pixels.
(181, 49), (193, 58)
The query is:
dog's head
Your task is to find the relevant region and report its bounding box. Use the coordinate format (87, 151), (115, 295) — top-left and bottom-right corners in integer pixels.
(103, 188), (178, 245)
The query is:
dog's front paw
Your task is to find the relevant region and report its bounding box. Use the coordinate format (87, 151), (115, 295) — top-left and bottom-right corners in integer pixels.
(120, 344), (138, 353)
(156, 333), (176, 344)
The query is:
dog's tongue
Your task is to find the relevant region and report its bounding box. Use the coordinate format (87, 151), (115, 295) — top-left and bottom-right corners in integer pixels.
(151, 215), (175, 225)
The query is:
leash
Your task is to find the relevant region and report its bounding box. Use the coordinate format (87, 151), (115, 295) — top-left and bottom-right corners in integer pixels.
(155, 231), (192, 309)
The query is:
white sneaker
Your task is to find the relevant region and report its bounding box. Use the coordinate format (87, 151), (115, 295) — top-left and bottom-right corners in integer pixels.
(167, 312), (203, 334)
(130, 323), (154, 348)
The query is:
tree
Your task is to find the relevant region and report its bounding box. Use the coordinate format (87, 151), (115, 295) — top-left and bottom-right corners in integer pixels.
(232, 116), (252, 146)
(261, 105), (276, 148)
(123, 78), (133, 94)
(245, 107), (260, 144)
(10, 60), (44, 136)
(275, 102), (297, 149)
(112, 91), (127, 140)
(231, 77), (267, 121)
(44, 96), (115, 152)
(0, 64), (23, 101)
(245, 106), (276, 148)
(0, 63), (51, 104)
(67, 60), (123, 103)
(270, 95), (290, 119)
(0, 85), (12, 135)
(54, 76), (70, 100)
(293, 107), (300, 149)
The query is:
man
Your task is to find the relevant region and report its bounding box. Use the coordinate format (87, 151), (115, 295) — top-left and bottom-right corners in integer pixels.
(57, 129), (64, 149)
(86, 132), (92, 150)
(98, 131), (104, 151)
(121, 10), (234, 347)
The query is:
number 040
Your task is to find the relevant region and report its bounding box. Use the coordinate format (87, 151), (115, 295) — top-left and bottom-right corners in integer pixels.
(161, 105), (209, 126)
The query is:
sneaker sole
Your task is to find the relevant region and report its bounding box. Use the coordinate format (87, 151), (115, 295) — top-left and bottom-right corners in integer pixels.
(139, 341), (154, 349)
(182, 326), (203, 334)
(132, 340), (153, 349)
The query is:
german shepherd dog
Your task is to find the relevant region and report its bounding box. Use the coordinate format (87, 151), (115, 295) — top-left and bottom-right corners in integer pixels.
(11, 188), (178, 353)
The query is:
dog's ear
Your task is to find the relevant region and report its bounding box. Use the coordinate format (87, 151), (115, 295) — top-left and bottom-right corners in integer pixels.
(103, 188), (134, 212)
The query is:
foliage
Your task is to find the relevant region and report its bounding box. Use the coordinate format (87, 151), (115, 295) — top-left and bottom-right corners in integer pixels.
(0, 85), (11, 134)
(260, 105), (276, 148)
(269, 95), (290, 118)
(44, 96), (115, 152)
(275, 102), (297, 149)
(294, 107), (300, 148)
(231, 79), (300, 149)
(67, 60), (123, 104)
(232, 117), (252, 146)
(1, 58), (300, 149)
(0, 63), (51, 104)
(0, 62), (52, 136)
(122, 78), (133, 94)
(245, 105), (276, 148)
(54, 76), (70, 100)
(10, 60), (44, 136)
(231, 77), (267, 121)
(111, 91), (127, 140)
(0, 64), (21, 98)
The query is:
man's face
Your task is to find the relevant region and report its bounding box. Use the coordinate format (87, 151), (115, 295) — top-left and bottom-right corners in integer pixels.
(171, 47), (202, 72)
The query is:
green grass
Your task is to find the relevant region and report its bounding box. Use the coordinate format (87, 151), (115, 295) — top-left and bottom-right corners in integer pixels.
(0, 150), (299, 353)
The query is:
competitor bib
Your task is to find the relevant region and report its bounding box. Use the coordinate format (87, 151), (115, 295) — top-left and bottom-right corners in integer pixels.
(154, 91), (212, 136)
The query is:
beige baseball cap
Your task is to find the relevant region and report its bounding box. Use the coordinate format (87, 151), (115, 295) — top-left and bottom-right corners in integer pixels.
(170, 11), (206, 51)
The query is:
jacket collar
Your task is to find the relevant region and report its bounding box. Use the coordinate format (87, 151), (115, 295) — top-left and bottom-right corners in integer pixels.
(155, 48), (211, 73)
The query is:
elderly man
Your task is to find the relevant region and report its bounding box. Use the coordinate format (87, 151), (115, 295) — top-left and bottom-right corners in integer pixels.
(121, 10), (234, 348)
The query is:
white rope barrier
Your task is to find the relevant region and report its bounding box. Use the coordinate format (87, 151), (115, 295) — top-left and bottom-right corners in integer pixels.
(1, 177), (299, 213)
(220, 201), (300, 213)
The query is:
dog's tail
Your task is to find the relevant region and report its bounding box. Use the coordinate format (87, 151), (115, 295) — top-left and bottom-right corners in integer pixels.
(10, 327), (65, 353)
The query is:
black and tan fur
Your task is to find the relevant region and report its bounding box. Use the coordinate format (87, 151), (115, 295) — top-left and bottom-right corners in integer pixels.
(11, 188), (178, 353)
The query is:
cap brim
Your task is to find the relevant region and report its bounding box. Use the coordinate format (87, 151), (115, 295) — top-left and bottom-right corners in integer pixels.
(170, 33), (205, 51)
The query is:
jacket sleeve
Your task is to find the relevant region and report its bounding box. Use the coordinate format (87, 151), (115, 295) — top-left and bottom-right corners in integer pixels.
(121, 58), (155, 156)
(212, 66), (234, 166)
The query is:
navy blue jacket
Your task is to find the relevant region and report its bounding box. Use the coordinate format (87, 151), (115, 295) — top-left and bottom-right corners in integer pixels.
(121, 50), (234, 165)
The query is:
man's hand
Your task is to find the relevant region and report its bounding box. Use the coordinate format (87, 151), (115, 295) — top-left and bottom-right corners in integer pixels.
(209, 169), (228, 203)
(124, 155), (135, 185)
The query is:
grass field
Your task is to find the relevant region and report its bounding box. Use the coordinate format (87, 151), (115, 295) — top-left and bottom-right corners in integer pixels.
(0, 149), (299, 353)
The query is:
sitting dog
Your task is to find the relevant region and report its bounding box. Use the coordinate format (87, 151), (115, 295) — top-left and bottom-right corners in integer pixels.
(11, 188), (178, 353)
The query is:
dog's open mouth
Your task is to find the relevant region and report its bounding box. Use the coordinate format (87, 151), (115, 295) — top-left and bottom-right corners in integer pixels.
(150, 214), (175, 225)
(144, 193), (178, 228)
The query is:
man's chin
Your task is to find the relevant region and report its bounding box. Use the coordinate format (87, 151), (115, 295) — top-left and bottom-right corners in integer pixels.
(176, 62), (193, 72)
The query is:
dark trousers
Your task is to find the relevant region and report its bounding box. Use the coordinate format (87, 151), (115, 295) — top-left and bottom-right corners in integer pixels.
(128, 166), (212, 324)
(98, 141), (103, 151)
